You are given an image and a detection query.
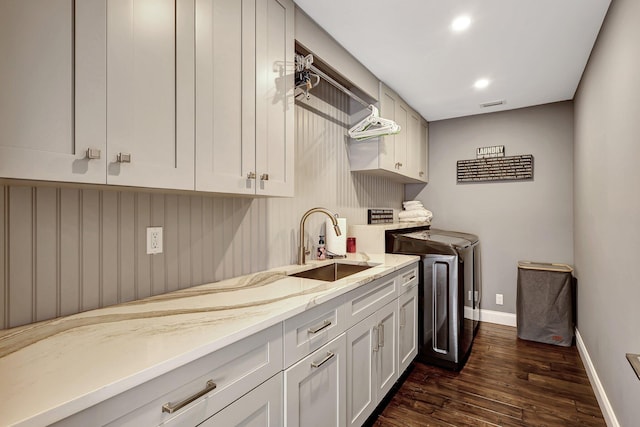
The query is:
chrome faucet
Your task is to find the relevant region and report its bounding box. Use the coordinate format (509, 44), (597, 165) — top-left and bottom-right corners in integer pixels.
(298, 207), (342, 265)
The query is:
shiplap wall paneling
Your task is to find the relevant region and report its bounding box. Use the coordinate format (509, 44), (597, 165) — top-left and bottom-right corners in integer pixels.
(136, 192), (152, 299)
(60, 189), (81, 318)
(102, 191), (118, 308)
(35, 187), (58, 322)
(120, 192), (136, 302)
(150, 193), (166, 296)
(8, 186), (33, 327)
(164, 194), (180, 294)
(81, 189), (100, 312)
(1, 186), (6, 329)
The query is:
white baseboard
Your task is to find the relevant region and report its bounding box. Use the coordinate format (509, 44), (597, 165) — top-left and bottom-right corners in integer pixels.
(478, 309), (517, 327)
(575, 329), (620, 427)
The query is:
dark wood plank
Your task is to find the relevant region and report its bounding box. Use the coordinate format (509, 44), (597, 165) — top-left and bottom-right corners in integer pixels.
(371, 322), (606, 427)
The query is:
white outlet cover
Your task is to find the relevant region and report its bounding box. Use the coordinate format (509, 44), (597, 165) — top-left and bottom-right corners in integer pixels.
(147, 227), (163, 255)
(496, 293), (504, 305)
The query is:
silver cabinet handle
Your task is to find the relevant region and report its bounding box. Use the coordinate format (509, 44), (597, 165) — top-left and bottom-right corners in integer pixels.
(379, 322), (385, 348)
(311, 351), (335, 368)
(419, 171), (424, 177)
(403, 273), (416, 282)
(308, 319), (332, 334)
(247, 172), (256, 180)
(400, 307), (406, 328)
(162, 379), (216, 414)
(86, 148), (101, 160)
(260, 173), (269, 181)
(117, 153), (131, 163)
(373, 326), (379, 352)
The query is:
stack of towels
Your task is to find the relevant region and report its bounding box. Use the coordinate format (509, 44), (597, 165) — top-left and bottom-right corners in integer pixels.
(399, 200), (433, 223)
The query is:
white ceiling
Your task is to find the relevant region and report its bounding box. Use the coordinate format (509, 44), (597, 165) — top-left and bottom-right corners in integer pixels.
(293, 0), (611, 121)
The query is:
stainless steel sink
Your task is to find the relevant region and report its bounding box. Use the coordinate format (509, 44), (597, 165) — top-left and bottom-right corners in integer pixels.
(289, 263), (372, 282)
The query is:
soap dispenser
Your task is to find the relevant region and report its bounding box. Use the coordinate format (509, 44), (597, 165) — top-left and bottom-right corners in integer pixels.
(317, 235), (326, 260)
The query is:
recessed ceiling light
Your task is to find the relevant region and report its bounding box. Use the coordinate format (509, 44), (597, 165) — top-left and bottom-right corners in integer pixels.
(474, 78), (490, 89)
(451, 15), (471, 32)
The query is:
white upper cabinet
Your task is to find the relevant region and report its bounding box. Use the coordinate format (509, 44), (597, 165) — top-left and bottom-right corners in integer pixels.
(0, 0), (106, 184)
(348, 82), (428, 184)
(1, 0), (293, 196)
(255, 0), (295, 197)
(196, 0), (294, 196)
(106, 0), (195, 190)
(195, 0), (255, 194)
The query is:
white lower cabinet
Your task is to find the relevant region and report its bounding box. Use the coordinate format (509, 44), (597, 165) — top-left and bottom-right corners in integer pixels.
(51, 262), (419, 427)
(346, 300), (398, 427)
(398, 284), (419, 374)
(284, 334), (347, 427)
(54, 324), (282, 427)
(199, 373), (282, 426)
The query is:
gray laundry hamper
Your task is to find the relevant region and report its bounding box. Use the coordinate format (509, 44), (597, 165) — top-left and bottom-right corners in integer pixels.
(516, 261), (574, 346)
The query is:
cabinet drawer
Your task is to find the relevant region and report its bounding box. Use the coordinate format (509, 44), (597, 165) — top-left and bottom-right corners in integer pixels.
(397, 263), (419, 295)
(56, 324), (283, 427)
(196, 372), (282, 427)
(345, 275), (397, 329)
(283, 296), (346, 368)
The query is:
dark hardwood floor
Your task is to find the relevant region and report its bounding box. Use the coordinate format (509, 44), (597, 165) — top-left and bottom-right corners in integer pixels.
(372, 322), (606, 427)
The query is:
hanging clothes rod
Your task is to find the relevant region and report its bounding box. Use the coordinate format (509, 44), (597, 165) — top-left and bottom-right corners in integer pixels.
(308, 64), (371, 109)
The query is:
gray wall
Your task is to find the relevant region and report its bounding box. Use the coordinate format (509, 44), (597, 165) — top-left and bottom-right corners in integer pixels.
(0, 81), (404, 329)
(407, 102), (574, 314)
(574, 0), (640, 424)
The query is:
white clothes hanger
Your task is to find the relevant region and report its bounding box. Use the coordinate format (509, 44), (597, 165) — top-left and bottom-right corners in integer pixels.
(348, 105), (401, 141)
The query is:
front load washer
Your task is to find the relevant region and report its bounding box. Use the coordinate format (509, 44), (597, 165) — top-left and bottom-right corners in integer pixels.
(386, 228), (481, 370)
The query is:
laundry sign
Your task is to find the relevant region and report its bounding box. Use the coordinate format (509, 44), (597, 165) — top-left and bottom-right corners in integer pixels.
(476, 145), (505, 159)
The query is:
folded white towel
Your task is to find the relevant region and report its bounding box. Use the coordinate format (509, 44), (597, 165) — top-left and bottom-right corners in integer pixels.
(399, 217), (431, 223)
(404, 205), (426, 211)
(398, 209), (433, 220)
(403, 200), (423, 208)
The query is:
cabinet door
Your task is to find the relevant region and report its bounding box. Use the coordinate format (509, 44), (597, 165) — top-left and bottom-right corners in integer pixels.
(346, 314), (377, 427)
(378, 83), (397, 172)
(419, 118), (429, 182)
(393, 101), (408, 174)
(106, 0), (194, 190)
(195, 0), (256, 194)
(405, 110), (422, 181)
(199, 373), (282, 427)
(398, 285), (418, 374)
(376, 300), (398, 401)
(285, 334), (346, 427)
(0, 0), (106, 183)
(255, 0), (294, 196)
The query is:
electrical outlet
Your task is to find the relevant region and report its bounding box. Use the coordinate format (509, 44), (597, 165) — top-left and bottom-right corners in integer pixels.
(496, 293), (504, 305)
(147, 227), (163, 255)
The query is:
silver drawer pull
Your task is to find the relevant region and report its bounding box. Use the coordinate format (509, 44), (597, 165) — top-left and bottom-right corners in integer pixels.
(311, 351), (335, 368)
(117, 153), (131, 163)
(162, 379), (216, 414)
(308, 320), (332, 334)
(86, 148), (101, 159)
(406, 275), (416, 282)
(373, 326), (379, 352)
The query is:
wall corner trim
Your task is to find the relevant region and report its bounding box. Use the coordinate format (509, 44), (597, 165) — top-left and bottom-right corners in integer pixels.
(479, 309), (517, 327)
(575, 328), (621, 427)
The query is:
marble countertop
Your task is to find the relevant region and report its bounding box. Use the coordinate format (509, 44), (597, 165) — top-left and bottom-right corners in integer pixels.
(0, 253), (418, 427)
